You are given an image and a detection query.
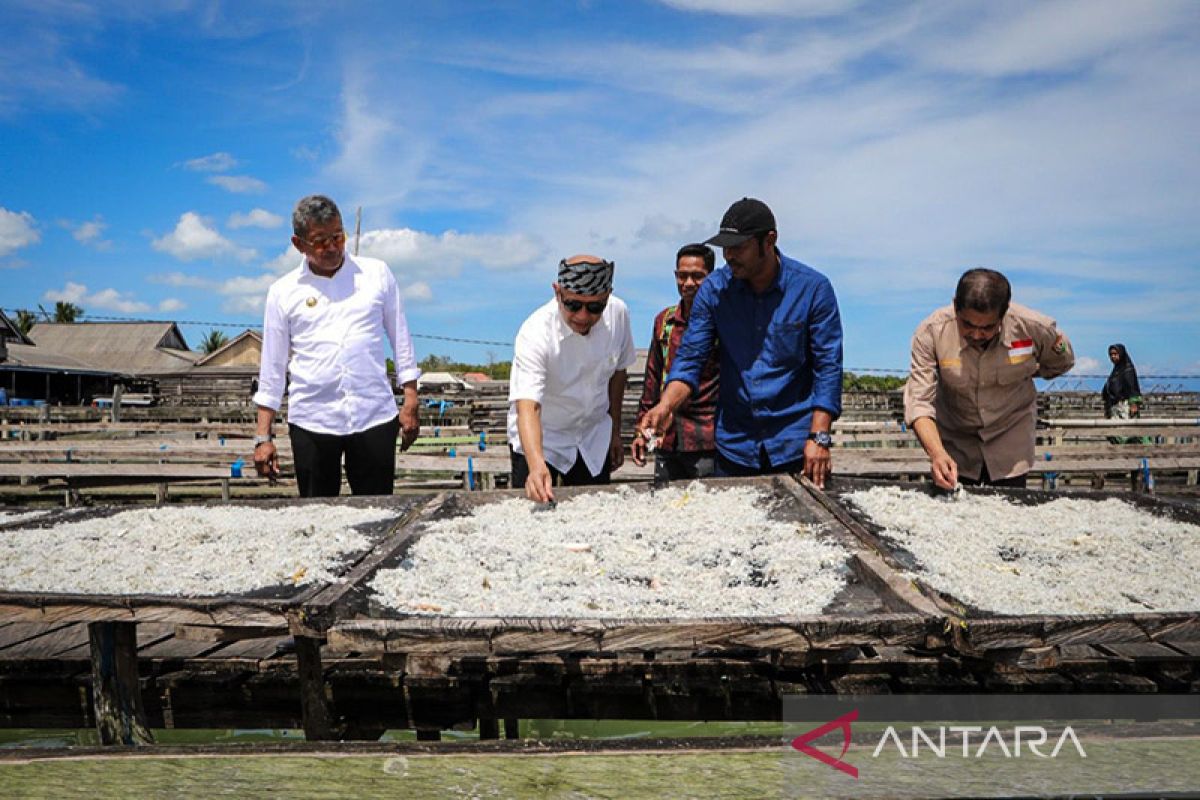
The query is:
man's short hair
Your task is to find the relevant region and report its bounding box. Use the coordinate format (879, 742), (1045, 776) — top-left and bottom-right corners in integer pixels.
(676, 243), (715, 273)
(954, 268), (1011, 316)
(293, 195), (342, 237)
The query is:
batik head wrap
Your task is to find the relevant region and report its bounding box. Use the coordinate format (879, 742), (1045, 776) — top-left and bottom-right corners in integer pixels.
(557, 257), (614, 295)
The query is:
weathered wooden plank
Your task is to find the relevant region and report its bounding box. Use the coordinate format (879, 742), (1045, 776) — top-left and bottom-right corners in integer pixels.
(1100, 642), (1196, 662)
(0, 600), (288, 627)
(174, 624), (288, 643)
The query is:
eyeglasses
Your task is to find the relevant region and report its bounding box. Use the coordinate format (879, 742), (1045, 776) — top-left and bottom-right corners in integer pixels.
(298, 230), (346, 251)
(561, 297), (608, 314)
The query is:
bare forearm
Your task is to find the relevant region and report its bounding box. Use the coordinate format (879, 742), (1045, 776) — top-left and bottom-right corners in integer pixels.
(516, 399), (546, 468)
(659, 380), (693, 414)
(255, 406), (277, 438)
(608, 370), (627, 433)
(809, 408), (833, 434)
(912, 417), (946, 458)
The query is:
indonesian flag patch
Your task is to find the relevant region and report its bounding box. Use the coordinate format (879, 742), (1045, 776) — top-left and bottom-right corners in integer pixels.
(1007, 338), (1034, 364)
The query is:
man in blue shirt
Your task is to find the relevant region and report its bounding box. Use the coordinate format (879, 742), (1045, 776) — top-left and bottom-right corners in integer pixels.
(640, 198), (843, 487)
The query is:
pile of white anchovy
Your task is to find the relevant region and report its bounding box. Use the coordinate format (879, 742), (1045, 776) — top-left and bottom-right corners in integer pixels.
(0, 504), (397, 596)
(845, 486), (1200, 615)
(370, 482), (852, 617)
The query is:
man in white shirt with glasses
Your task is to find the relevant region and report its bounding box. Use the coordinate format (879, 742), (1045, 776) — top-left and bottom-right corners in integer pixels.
(252, 194), (421, 496)
(508, 254), (637, 503)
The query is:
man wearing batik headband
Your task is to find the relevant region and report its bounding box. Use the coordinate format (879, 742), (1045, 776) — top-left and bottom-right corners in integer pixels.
(507, 254), (637, 503)
(905, 268), (1074, 490)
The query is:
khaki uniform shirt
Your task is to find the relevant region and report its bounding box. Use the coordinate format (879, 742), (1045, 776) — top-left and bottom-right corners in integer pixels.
(904, 303), (1074, 480)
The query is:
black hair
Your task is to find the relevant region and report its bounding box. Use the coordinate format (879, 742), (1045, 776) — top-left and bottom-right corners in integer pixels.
(954, 268), (1011, 316)
(676, 243), (716, 273)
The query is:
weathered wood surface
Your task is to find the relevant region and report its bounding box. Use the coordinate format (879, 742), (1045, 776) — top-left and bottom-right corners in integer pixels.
(88, 621), (153, 745)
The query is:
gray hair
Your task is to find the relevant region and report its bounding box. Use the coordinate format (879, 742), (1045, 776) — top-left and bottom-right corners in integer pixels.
(292, 195), (342, 237)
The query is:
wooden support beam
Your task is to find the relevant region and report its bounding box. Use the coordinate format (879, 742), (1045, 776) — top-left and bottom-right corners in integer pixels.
(174, 624), (288, 643)
(88, 621), (153, 746)
(295, 635), (334, 741)
(478, 718), (500, 740)
(504, 718), (520, 739)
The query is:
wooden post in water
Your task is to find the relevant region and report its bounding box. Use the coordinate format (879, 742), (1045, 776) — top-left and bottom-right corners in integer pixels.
(88, 621), (153, 745)
(295, 635), (335, 740)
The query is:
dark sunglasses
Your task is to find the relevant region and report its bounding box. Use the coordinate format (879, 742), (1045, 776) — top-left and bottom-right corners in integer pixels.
(561, 297), (607, 314)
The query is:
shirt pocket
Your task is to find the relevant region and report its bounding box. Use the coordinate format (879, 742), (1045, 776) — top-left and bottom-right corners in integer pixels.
(995, 359), (1038, 386)
(766, 321), (808, 365)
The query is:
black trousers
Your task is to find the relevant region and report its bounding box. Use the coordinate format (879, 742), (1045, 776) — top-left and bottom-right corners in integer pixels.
(961, 463), (1027, 489)
(510, 447), (611, 490)
(714, 446), (805, 478)
(288, 415), (400, 497)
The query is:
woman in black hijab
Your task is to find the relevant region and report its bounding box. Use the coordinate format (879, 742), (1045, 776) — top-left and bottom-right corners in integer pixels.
(1102, 344), (1144, 443)
(1102, 344), (1142, 417)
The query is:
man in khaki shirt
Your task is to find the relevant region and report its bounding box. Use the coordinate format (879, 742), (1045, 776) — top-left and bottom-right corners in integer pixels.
(904, 268), (1074, 489)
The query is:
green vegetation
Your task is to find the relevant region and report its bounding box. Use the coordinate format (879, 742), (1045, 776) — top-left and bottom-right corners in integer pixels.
(53, 302), (83, 324)
(198, 329), (229, 355)
(843, 371), (906, 392)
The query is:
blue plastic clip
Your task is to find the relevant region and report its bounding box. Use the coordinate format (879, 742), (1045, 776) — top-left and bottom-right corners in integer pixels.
(467, 456), (475, 491)
(448, 447), (456, 458)
(1044, 452), (1057, 491)
(231, 458), (244, 478)
(1141, 458), (1153, 492)
(218, 436), (225, 446)
(478, 431), (487, 452)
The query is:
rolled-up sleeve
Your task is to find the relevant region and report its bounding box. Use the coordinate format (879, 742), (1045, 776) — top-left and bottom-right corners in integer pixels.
(384, 268), (422, 386)
(666, 281), (717, 395)
(808, 277), (844, 419)
(1033, 320), (1074, 379)
(253, 285), (288, 411)
(903, 323), (939, 425)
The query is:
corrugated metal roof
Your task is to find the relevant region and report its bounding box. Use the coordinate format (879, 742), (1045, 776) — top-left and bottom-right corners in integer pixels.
(1, 343), (119, 374)
(26, 322), (200, 375)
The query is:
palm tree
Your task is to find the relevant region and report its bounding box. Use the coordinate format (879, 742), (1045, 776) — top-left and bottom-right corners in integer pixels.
(53, 302), (83, 323)
(14, 310), (35, 336)
(200, 329), (229, 354)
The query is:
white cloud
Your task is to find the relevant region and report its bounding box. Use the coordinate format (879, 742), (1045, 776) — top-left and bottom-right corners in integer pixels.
(1070, 356), (1102, 376)
(358, 227), (545, 279)
(0, 208), (40, 257)
(228, 208), (284, 229)
(67, 216), (112, 250)
(152, 212), (256, 262)
(207, 175), (268, 194)
(403, 281), (433, 302)
(158, 298), (185, 312)
(265, 246), (301, 274)
(182, 152), (238, 172)
(43, 282), (151, 314)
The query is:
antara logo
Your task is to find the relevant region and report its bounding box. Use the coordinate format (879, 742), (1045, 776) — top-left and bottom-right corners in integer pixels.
(791, 711), (1087, 779)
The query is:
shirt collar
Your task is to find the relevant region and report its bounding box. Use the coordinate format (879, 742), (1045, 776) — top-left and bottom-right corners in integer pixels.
(302, 250), (351, 281)
(731, 247), (786, 295)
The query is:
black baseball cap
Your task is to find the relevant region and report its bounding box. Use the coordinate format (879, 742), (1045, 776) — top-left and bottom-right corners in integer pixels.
(704, 197), (776, 247)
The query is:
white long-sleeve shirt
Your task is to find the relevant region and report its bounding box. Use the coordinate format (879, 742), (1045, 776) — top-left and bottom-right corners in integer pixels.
(507, 296), (636, 475)
(254, 253), (421, 435)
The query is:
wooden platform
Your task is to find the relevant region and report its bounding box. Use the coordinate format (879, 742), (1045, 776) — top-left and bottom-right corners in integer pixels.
(0, 477), (1196, 742)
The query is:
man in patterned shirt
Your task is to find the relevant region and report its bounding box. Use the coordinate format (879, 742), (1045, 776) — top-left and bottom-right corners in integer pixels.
(632, 243), (720, 481)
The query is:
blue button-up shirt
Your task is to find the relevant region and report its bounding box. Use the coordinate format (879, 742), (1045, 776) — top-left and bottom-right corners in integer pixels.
(666, 250), (843, 468)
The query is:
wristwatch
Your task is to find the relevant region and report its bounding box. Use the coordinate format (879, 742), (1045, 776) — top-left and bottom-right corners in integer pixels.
(253, 434), (274, 447)
(807, 431), (833, 449)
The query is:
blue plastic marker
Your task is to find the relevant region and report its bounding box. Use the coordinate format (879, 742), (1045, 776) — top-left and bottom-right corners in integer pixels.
(1141, 458), (1153, 492)
(231, 458), (244, 478)
(478, 431), (487, 452)
(1044, 452), (1056, 491)
(467, 456), (475, 490)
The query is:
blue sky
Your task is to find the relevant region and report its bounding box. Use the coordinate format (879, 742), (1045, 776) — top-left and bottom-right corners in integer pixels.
(2, 0), (1198, 386)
